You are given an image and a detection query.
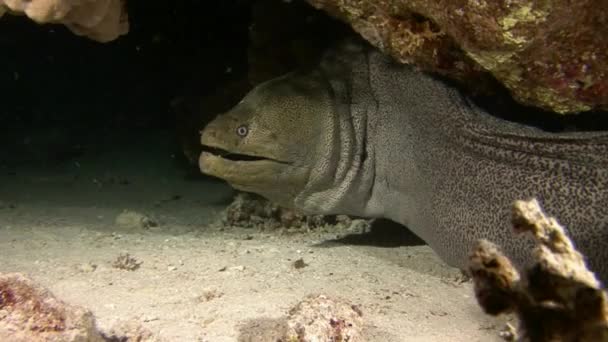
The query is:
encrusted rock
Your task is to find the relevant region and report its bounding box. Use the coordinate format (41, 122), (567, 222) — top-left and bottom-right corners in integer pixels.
(238, 294), (364, 341)
(469, 199), (608, 341)
(285, 294), (364, 341)
(0, 0), (129, 42)
(306, 0), (608, 114)
(0, 273), (159, 342)
(0, 272), (105, 342)
(219, 192), (365, 232)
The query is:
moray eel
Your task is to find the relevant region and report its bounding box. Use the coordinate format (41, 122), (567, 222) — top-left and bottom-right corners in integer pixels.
(200, 42), (608, 281)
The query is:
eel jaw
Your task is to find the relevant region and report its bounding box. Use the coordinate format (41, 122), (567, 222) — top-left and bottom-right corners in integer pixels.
(199, 144), (290, 165)
(200, 144), (272, 163)
(199, 144), (291, 191)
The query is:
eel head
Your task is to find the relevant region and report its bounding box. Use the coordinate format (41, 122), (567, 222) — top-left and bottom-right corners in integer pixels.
(199, 70), (334, 206)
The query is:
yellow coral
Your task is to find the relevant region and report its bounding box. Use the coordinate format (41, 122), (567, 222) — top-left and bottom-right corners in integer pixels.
(499, 3), (550, 46)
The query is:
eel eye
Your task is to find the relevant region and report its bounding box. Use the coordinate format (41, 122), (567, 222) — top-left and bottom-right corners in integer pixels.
(236, 125), (249, 137)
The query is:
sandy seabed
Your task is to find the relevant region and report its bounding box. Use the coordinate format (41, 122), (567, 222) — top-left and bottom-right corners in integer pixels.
(0, 132), (506, 341)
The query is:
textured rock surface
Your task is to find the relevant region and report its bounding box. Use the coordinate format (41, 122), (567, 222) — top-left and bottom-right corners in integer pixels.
(469, 199), (608, 341)
(238, 294), (365, 341)
(0, 0), (128, 42)
(285, 294), (365, 341)
(0, 272), (105, 342)
(0, 272), (158, 341)
(216, 192), (369, 232)
(305, 0), (608, 114)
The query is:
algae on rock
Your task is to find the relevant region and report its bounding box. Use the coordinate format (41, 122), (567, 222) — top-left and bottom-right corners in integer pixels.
(305, 0), (608, 114)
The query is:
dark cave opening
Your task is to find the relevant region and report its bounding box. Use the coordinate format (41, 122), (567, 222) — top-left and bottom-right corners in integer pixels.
(0, 1), (252, 171)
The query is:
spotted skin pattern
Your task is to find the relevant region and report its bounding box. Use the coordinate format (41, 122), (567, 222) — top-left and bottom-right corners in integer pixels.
(365, 48), (608, 279)
(365, 49), (608, 279)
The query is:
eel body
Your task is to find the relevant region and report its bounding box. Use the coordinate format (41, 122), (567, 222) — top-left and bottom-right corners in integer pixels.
(200, 42), (608, 281)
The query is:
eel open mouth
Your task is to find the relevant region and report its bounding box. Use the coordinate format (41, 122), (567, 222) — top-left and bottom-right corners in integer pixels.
(201, 145), (267, 162)
(201, 145), (291, 164)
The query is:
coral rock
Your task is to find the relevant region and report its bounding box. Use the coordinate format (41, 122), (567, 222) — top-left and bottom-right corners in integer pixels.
(0, 0), (129, 42)
(238, 294), (364, 341)
(469, 199), (608, 341)
(0, 272), (105, 342)
(306, 0), (608, 114)
(286, 294), (364, 341)
(218, 192), (359, 231)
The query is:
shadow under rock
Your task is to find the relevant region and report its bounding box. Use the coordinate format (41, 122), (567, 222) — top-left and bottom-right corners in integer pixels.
(317, 219), (426, 248)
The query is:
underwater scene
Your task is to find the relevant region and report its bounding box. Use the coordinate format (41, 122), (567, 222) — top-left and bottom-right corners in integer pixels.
(1, 1), (607, 341)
